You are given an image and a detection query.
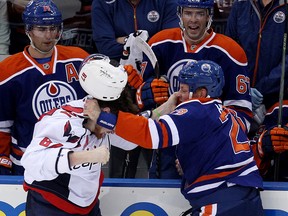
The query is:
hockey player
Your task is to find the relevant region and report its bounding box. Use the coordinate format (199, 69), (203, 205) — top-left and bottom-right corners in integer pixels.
(0, 0), (89, 175)
(225, 0), (288, 181)
(132, 0), (252, 179)
(88, 60), (264, 215)
(21, 54), (139, 215)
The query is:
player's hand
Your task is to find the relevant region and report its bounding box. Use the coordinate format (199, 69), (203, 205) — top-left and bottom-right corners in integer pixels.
(257, 125), (288, 158)
(124, 64), (143, 89)
(91, 146), (110, 165)
(136, 77), (169, 110)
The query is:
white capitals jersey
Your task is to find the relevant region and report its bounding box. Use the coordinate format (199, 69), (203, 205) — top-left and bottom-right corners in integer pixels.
(21, 98), (137, 214)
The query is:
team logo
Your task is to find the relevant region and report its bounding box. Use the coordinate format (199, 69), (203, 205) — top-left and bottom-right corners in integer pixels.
(167, 59), (197, 95)
(273, 11), (285, 23)
(171, 108), (188, 116)
(147, 11), (160, 23)
(32, 80), (77, 119)
(201, 63), (212, 73)
(121, 202), (168, 216)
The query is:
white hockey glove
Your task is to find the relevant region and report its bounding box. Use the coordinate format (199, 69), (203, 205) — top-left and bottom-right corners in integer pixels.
(253, 104), (266, 125)
(251, 88), (263, 111)
(120, 30), (149, 72)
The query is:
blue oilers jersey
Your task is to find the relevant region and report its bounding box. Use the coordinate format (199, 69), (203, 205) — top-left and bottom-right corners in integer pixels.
(116, 98), (263, 203)
(141, 28), (252, 127)
(0, 45), (89, 174)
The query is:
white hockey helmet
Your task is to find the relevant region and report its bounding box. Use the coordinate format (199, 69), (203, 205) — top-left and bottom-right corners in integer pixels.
(79, 54), (128, 101)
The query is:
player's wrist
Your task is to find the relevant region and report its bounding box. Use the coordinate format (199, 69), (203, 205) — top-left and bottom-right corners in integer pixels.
(96, 112), (117, 130)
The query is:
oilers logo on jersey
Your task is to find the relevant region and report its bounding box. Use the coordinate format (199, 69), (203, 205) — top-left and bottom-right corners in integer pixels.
(167, 59), (197, 95)
(32, 80), (77, 119)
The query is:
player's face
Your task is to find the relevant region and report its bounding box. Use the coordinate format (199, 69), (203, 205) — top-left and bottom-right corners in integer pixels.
(181, 8), (209, 42)
(29, 25), (61, 53)
(179, 83), (207, 101)
(178, 83), (190, 102)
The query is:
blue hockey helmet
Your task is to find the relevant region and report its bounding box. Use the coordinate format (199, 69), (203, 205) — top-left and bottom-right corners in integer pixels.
(22, 0), (62, 29)
(177, 0), (214, 15)
(178, 60), (225, 98)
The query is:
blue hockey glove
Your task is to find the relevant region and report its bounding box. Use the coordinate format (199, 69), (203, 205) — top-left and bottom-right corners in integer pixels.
(136, 77), (169, 110)
(251, 88), (263, 111)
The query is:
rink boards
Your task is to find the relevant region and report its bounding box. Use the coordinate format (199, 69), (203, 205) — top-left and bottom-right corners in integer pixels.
(0, 177), (288, 216)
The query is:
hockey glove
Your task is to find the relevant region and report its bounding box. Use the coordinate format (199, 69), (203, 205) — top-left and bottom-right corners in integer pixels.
(257, 125), (288, 158)
(120, 30), (149, 72)
(124, 64), (143, 89)
(251, 88), (263, 111)
(253, 104), (266, 125)
(136, 77), (169, 110)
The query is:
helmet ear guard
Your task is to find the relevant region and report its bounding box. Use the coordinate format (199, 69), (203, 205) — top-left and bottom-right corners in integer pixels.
(178, 60), (225, 98)
(79, 54), (128, 101)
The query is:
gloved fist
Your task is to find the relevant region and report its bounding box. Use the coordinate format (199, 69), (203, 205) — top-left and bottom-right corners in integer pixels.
(124, 64), (143, 89)
(257, 125), (288, 158)
(91, 146), (110, 165)
(120, 30), (149, 72)
(251, 88), (263, 111)
(136, 77), (169, 110)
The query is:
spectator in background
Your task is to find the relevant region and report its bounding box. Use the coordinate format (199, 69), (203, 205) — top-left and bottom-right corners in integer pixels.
(6, 0), (30, 54)
(0, 0), (89, 175)
(225, 0), (288, 181)
(91, 0), (179, 178)
(92, 0), (178, 62)
(60, 0), (97, 54)
(135, 0), (251, 179)
(0, 0), (10, 55)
